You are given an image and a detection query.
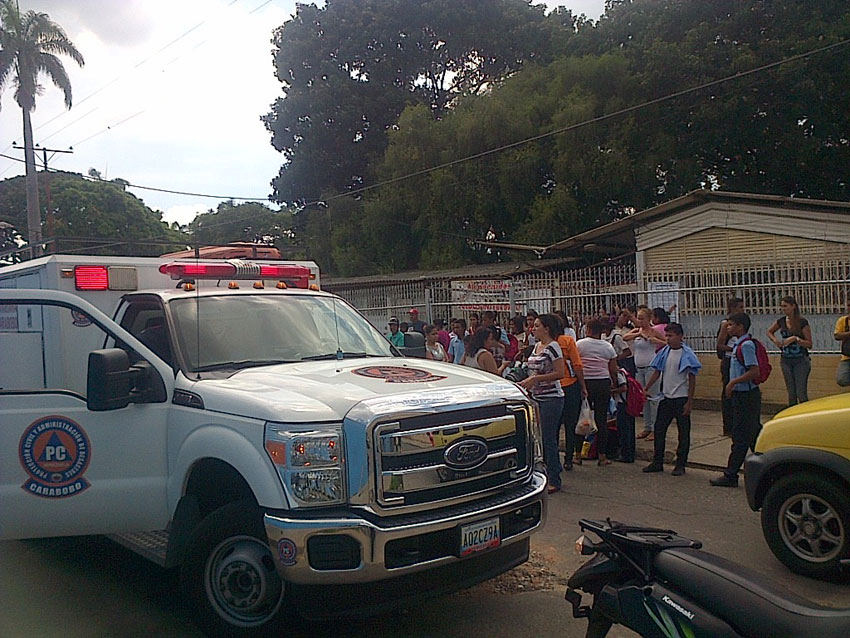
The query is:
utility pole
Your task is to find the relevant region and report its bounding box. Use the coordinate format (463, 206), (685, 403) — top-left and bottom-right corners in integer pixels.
(12, 143), (73, 256)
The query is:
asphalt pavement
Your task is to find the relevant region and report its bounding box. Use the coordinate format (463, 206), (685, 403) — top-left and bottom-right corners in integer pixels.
(2, 455), (849, 637)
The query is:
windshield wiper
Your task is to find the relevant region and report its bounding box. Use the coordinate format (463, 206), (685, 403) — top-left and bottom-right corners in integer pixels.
(193, 359), (298, 372)
(301, 352), (385, 361)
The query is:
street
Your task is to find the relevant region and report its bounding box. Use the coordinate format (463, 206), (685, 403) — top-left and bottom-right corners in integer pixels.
(2, 462), (849, 638)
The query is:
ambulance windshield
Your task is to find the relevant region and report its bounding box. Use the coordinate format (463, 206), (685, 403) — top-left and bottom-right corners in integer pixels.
(169, 294), (394, 373)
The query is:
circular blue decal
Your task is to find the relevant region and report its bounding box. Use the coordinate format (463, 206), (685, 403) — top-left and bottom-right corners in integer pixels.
(19, 416), (92, 498)
(277, 538), (297, 566)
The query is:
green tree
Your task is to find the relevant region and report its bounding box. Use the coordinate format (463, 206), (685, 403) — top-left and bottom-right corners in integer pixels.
(330, 52), (650, 274)
(582, 0), (850, 199)
(186, 201), (298, 253)
(0, 220), (24, 263)
(0, 172), (185, 256)
(0, 1), (84, 254)
(263, 0), (569, 207)
(292, 0), (850, 276)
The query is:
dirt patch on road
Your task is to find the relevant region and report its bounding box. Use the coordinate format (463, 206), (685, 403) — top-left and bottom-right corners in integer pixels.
(470, 549), (569, 595)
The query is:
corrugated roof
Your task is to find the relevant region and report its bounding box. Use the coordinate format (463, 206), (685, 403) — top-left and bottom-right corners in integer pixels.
(323, 190), (850, 287)
(543, 189), (850, 254)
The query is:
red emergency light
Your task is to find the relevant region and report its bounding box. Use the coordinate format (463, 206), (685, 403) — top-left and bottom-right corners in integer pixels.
(75, 265), (109, 291)
(159, 261), (312, 288)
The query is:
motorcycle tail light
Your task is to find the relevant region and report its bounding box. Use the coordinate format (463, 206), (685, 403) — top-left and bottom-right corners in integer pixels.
(575, 534), (596, 555)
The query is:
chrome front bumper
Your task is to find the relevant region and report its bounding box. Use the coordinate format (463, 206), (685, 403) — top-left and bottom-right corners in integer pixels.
(263, 471), (547, 584)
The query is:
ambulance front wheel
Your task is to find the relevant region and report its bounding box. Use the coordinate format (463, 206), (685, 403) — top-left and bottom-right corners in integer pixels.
(180, 500), (290, 637)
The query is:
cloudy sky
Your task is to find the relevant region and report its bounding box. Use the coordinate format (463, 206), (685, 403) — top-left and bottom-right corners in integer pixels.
(0, 1), (606, 226)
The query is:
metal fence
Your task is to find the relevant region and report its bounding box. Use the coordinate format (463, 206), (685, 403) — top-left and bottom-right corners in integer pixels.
(326, 256), (850, 354)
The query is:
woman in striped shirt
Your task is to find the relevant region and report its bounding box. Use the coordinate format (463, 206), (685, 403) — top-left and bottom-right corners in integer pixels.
(519, 314), (566, 493)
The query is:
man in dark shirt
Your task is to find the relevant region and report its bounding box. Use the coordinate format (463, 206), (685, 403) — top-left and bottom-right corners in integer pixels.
(407, 308), (426, 334)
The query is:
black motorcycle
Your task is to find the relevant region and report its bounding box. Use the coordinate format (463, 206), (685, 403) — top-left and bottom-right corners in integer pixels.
(565, 518), (850, 638)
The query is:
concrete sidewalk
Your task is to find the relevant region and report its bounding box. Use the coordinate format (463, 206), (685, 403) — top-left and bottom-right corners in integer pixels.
(635, 409), (731, 470)
(561, 408), (774, 471)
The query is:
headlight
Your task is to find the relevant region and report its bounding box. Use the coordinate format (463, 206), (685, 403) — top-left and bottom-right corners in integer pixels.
(526, 401), (544, 466)
(264, 425), (345, 507)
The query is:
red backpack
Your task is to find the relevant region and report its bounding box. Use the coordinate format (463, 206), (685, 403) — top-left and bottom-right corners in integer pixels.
(735, 336), (772, 385)
(623, 369), (646, 417)
(505, 333), (519, 362)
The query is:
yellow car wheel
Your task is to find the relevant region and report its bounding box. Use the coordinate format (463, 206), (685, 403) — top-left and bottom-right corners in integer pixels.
(761, 474), (850, 580)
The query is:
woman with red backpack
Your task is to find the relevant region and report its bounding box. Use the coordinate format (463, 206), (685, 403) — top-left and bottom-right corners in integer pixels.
(612, 367), (645, 463)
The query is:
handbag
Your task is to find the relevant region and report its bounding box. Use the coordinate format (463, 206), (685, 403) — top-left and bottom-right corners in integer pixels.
(575, 398), (598, 436)
(843, 318), (850, 358)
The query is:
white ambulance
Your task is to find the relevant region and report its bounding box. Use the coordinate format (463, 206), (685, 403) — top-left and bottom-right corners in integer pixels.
(0, 255), (546, 637)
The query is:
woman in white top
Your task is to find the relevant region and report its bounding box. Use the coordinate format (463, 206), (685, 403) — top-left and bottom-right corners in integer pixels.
(424, 324), (447, 362)
(576, 318), (619, 466)
(623, 307), (665, 440)
(462, 327), (506, 375)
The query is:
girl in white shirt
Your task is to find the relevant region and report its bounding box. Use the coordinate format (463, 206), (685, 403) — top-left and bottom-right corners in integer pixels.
(424, 324), (447, 362)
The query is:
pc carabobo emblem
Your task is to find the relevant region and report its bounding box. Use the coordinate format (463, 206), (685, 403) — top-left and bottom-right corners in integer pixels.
(443, 438), (488, 470)
(19, 416), (91, 498)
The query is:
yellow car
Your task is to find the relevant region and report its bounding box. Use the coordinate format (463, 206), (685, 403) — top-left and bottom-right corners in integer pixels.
(745, 393), (850, 579)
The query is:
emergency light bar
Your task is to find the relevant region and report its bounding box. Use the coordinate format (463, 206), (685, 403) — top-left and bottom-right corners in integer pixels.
(159, 260), (312, 288)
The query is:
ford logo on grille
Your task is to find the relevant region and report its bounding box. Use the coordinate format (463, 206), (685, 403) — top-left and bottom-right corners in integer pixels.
(444, 438), (489, 470)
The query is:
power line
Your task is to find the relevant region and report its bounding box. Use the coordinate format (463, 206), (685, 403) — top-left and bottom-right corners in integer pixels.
(0, 0), (250, 173)
(38, 107), (99, 144)
(22, 0), (276, 153)
(152, 34), (850, 234)
(29, 0), (245, 136)
(307, 36), (850, 208)
(4, 36), (849, 236)
(69, 111), (146, 148)
(0, 151), (270, 200)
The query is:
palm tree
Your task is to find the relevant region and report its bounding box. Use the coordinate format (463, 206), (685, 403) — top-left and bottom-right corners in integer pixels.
(0, 0), (83, 255)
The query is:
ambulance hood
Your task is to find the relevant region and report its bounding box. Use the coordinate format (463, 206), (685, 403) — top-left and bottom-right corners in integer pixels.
(189, 357), (524, 423)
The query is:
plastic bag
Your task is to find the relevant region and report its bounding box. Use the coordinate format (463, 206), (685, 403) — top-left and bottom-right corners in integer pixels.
(575, 398), (597, 436)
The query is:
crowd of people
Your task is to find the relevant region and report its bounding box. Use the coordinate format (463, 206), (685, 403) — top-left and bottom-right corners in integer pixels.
(387, 296), (850, 492)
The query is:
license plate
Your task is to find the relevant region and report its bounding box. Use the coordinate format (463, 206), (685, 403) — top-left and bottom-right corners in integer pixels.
(460, 516), (501, 557)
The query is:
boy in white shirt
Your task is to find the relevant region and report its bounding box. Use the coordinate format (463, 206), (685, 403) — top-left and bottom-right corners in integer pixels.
(641, 323), (701, 475)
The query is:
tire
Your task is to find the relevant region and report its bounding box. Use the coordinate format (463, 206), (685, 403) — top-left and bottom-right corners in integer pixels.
(761, 474), (850, 580)
(180, 500), (289, 638)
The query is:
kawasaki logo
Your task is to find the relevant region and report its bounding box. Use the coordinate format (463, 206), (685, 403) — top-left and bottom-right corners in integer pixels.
(662, 595), (695, 620)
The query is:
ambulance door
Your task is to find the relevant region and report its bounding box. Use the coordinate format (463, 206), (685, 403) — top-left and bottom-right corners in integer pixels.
(0, 293), (172, 540)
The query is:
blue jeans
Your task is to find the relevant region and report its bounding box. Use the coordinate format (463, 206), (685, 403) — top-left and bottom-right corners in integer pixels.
(617, 404), (636, 462)
(538, 396), (566, 488)
(562, 383), (584, 467)
(780, 356), (810, 405)
(636, 366), (659, 432)
(837, 359), (850, 387)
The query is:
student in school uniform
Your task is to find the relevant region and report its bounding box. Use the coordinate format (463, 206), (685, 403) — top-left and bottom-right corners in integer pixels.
(641, 323), (701, 476)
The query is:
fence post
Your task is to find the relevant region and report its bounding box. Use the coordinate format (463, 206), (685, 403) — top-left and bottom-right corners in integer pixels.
(509, 279), (517, 316)
(425, 287), (433, 324)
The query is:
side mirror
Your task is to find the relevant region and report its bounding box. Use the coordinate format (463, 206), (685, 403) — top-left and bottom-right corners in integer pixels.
(399, 331), (426, 358)
(87, 349), (168, 411)
(87, 348), (132, 411)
